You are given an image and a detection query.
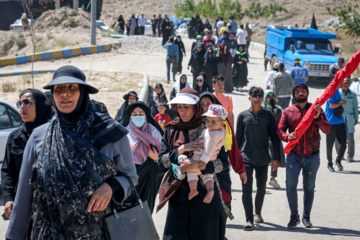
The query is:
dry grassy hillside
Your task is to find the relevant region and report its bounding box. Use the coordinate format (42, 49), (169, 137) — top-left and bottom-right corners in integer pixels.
(100, 0), (358, 28)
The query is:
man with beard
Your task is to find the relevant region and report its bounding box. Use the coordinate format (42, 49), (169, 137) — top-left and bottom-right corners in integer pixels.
(277, 84), (330, 229)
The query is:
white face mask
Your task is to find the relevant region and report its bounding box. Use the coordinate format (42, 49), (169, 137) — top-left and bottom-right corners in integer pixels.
(131, 116), (146, 128)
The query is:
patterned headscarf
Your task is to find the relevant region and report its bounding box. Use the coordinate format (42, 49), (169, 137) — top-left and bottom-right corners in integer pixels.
(30, 86), (127, 238)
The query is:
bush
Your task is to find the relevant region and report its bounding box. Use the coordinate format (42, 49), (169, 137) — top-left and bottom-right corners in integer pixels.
(55, 39), (71, 48)
(101, 32), (112, 37)
(35, 42), (47, 53)
(68, 17), (75, 23)
(2, 82), (17, 92)
(15, 38), (26, 49)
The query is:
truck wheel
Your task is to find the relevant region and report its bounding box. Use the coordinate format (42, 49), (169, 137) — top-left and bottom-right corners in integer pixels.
(271, 56), (278, 69)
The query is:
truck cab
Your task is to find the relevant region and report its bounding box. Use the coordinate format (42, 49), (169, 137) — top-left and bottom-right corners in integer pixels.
(265, 27), (339, 80)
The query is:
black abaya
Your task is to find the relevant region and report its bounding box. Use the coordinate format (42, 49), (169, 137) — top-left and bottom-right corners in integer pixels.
(232, 51), (248, 88)
(135, 158), (165, 213)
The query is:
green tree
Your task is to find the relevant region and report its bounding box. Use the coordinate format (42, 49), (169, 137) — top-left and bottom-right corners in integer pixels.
(244, 1), (288, 19)
(174, 0), (197, 19)
(197, 0), (218, 19)
(218, 0), (245, 21)
(327, 3), (360, 50)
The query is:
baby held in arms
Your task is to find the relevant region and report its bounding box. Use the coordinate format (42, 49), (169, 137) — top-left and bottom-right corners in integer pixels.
(179, 104), (228, 203)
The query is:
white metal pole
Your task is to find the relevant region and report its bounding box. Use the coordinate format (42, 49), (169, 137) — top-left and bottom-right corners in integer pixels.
(90, 0), (96, 45)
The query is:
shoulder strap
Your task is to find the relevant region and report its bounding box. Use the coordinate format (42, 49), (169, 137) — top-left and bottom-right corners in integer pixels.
(123, 175), (144, 208)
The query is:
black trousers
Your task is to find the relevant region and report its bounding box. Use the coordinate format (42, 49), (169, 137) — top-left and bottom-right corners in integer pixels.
(139, 26), (145, 35)
(242, 164), (268, 223)
(326, 123), (347, 164)
(152, 25), (156, 35)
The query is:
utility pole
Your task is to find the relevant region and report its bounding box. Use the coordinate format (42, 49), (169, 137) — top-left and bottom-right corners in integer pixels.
(73, 0), (79, 11)
(55, 0), (60, 9)
(90, 0), (96, 45)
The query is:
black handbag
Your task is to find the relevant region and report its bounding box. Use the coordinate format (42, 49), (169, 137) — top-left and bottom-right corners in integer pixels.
(104, 176), (159, 240)
(333, 106), (344, 118)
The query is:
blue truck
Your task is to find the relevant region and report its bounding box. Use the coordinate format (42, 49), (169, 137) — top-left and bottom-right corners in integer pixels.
(265, 27), (339, 80)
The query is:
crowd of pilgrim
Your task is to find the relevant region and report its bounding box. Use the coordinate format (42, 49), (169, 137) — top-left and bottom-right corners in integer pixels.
(1, 35), (358, 239)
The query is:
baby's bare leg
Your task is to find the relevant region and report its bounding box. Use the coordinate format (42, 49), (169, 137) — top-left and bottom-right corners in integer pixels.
(202, 175), (215, 203)
(188, 180), (199, 200)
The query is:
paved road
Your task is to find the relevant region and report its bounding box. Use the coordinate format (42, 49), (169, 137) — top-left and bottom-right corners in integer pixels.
(1, 37), (360, 239)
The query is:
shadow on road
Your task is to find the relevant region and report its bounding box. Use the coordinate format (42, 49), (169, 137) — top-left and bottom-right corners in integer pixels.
(227, 222), (360, 237)
(335, 170), (360, 175)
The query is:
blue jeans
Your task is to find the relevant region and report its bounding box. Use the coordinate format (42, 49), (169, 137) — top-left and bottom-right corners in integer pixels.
(166, 56), (177, 81)
(286, 151), (320, 217)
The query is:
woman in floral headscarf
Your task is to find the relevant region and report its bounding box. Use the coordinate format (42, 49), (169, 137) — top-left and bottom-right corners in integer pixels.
(6, 66), (138, 239)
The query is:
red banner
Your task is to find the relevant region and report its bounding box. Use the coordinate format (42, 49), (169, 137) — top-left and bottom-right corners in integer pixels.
(284, 49), (360, 154)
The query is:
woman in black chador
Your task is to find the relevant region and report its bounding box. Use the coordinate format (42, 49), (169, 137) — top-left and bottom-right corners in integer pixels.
(232, 45), (249, 91)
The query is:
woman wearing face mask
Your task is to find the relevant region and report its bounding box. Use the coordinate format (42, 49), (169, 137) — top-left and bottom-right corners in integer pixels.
(6, 66), (138, 239)
(121, 101), (164, 213)
(1, 89), (52, 220)
(262, 90), (285, 189)
(115, 90), (139, 123)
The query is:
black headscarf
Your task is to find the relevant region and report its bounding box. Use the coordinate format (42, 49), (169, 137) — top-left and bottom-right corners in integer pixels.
(51, 85), (128, 148)
(121, 101), (163, 135)
(30, 80), (128, 238)
(19, 88), (53, 137)
(200, 91), (221, 105)
(153, 83), (168, 107)
(194, 78), (212, 95)
(115, 91), (138, 123)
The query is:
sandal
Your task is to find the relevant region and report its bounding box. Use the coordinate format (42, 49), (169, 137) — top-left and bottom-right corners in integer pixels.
(243, 221), (254, 231)
(254, 214), (264, 223)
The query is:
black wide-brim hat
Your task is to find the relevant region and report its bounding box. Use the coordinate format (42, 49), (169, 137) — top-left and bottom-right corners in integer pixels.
(123, 90), (139, 101)
(43, 65), (98, 94)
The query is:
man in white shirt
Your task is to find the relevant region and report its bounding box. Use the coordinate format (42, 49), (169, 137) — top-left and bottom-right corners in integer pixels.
(236, 24), (248, 49)
(138, 13), (147, 35)
(266, 63), (279, 90)
(216, 17), (224, 36)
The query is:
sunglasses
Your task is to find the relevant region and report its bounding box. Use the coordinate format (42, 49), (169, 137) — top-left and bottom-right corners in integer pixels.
(251, 94), (264, 99)
(196, 80), (203, 82)
(16, 99), (35, 108)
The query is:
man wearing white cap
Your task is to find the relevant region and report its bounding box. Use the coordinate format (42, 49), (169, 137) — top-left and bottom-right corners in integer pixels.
(138, 13), (147, 35)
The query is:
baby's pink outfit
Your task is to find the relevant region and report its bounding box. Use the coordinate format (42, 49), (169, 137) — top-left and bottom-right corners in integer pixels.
(187, 127), (226, 183)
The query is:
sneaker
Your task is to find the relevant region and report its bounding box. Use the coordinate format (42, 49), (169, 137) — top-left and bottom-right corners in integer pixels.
(347, 158), (355, 163)
(269, 179), (281, 189)
(302, 216), (313, 228)
(243, 221), (254, 231)
(335, 161), (343, 171)
(327, 164), (335, 172)
(254, 214), (264, 223)
(287, 214), (300, 229)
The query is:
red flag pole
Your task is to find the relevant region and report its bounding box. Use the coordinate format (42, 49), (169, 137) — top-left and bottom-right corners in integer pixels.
(284, 49), (360, 154)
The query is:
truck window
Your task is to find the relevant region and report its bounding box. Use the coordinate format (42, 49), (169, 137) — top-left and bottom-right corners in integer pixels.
(296, 40), (333, 55)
